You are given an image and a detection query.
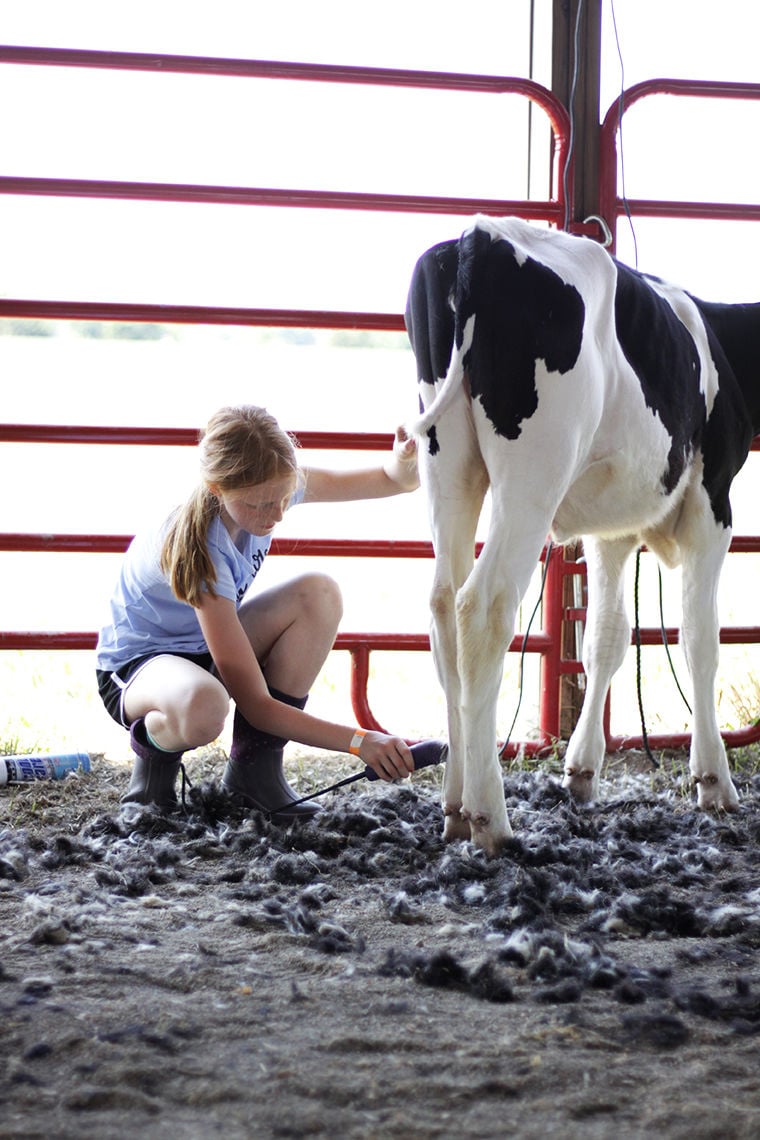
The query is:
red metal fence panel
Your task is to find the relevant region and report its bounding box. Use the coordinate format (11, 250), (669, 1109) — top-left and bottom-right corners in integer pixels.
(2, 48), (760, 754)
(0, 46), (572, 752)
(595, 77), (760, 750)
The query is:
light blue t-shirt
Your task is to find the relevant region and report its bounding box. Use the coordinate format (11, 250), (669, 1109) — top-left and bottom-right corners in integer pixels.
(96, 491), (303, 673)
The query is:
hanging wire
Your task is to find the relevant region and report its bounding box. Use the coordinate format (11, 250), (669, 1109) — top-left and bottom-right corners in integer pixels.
(500, 541), (554, 760)
(610, 1), (655, 763)
(658, 564), (693, 715)
(634, 550), (661, 770)
(609, 0), (639, 266)
(608, 1), (692, 746)
(609, 5), (642, 756)
(526, 0), (536, 200)
(562, 0), (585, 231)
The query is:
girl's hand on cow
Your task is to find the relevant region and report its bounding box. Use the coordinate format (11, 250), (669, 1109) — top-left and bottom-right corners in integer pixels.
(358, 730), (415, 781)
(383, 426), (419, 493)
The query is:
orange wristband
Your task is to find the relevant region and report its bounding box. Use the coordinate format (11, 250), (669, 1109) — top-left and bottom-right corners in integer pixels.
(349, 729), (367, 756)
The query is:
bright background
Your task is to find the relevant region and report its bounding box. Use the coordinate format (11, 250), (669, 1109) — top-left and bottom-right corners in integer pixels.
(2, 1), (760, 760)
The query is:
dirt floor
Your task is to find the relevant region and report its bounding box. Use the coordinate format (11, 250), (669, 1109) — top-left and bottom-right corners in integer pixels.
(2, 747), (760, 1139)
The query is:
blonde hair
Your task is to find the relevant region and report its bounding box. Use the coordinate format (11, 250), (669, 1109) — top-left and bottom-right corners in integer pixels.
(161, 405), (299, 606)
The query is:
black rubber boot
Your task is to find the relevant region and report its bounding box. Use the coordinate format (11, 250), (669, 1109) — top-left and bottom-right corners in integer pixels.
(121, 718), (184, 808)
(222, 749), (320, 819)
(222, 700), (320, 820)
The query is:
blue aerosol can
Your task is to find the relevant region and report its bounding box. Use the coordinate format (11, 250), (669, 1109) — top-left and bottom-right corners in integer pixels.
(0, 752), (91, 785)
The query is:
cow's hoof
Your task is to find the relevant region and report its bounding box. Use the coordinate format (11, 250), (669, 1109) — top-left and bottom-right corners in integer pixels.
(462, 810), (513, 857)
(562, 767), (599, 803)
(468, 817), (512, 858)
(694, 773), (739, 812)
(443, 807), (471, 843)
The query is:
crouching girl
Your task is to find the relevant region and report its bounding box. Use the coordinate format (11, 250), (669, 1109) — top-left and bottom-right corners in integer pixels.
(96, 404), (437, 817)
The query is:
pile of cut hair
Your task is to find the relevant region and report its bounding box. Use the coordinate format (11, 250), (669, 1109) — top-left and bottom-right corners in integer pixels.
(3, 762), (760, 1044)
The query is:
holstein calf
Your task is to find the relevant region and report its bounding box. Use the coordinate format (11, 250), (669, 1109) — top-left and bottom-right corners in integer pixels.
(406, 215), (759, 856)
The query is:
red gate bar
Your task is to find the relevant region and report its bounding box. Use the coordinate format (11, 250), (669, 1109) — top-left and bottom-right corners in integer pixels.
(0, 533), (438, 558)
(0, 44), (572, 110)
(0, 45), (572, 231)
(0, 299), (406, 332)
(599, 78), (760, 243)
(0, 423), (399, 449)
(0, 176), (560, 223)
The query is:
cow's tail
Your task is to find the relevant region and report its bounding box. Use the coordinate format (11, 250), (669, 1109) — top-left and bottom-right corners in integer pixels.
(405, 224), (490, 445)
(408, 314), (475, 440)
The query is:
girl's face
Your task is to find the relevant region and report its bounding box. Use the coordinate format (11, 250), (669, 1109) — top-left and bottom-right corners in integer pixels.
(215, 474), (297, 538)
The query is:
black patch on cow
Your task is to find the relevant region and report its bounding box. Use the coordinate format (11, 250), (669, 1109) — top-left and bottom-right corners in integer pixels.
(690, 298), (757, 529)
(405, 227), (585, 442)
(696, 299), (760, 431)
(405, 238), (459, 396)
(613, 263), (706, 495)
(456, 226), (585, 439)
(699, 389), (745, 530)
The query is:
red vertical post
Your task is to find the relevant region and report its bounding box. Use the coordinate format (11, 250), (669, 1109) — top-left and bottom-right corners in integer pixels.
(349, 646), (385, 732)
(538, 543), (564, 745)
(602, 691), (613, 749)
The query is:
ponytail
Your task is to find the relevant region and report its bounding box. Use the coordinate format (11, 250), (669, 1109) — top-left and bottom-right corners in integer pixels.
(161, 487), (220, 607)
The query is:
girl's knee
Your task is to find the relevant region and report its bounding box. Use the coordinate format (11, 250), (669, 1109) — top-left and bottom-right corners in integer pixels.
(178, 679), (229, 745)
(298, 572), (343, 622)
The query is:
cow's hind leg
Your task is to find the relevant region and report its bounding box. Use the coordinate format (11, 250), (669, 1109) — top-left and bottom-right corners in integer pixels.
(455, 517), (553, 855)
(679, 500), (739, 810)
(563, 534), (638, 801)
(420, 410), (489, 842)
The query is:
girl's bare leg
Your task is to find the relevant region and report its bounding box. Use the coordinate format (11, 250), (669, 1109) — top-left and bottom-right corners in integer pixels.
(124, 656), (230, 751)
(237, 572), (343, 696)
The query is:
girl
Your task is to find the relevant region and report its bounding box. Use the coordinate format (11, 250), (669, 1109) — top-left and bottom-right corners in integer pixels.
(96, 404), (436, 817)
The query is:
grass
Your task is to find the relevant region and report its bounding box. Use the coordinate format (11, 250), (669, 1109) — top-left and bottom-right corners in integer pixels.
(722, 743), (760, 778)
(0, 736), (25, 757)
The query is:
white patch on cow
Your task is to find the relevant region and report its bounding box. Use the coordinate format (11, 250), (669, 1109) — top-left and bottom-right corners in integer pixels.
(647, 276), (720, 414)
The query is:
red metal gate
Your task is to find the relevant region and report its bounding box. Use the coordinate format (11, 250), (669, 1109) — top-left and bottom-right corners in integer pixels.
(597, 77), (760, 750)
(1, 47), (759, 753)
(0, 45), (571, 754)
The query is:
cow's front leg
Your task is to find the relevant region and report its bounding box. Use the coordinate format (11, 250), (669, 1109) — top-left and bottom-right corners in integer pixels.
(680, 515), (739, 810)
(563, 535), (637, 801)
(460, 745), (512, 855)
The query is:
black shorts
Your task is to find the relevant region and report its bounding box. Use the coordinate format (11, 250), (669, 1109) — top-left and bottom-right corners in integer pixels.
(96, 651), (215, 727)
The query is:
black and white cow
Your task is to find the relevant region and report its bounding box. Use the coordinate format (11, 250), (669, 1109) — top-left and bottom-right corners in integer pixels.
(406, 215), (760, 856)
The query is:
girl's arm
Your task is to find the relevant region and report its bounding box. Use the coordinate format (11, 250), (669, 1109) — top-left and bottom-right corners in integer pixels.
(302, 426), (419, 503)
(195, 592), (414, 780)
